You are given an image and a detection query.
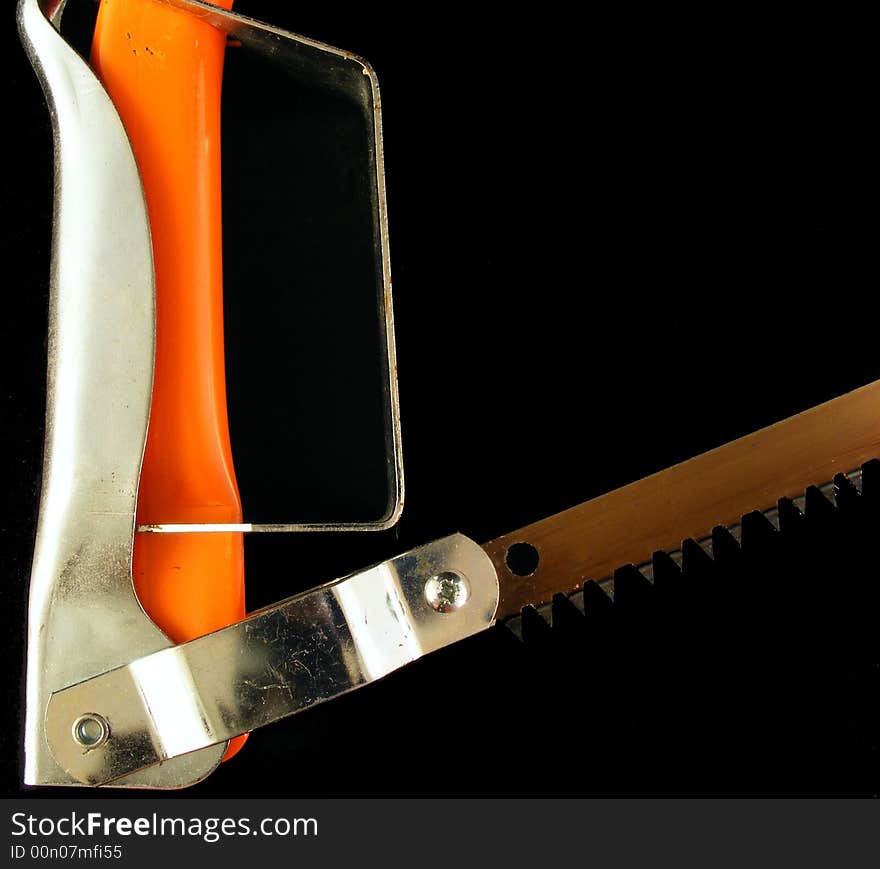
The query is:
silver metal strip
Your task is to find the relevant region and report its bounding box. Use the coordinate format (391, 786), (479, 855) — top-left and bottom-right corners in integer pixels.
(45, 534), (499, 786)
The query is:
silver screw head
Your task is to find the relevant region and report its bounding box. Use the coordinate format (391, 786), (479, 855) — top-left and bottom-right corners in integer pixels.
(424, 571), (470, 613)
(72, 713), (109, 749)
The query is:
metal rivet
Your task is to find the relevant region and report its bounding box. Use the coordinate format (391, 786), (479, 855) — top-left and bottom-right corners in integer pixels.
(72, 714), (109, 749)
(424, 571), (470, 613)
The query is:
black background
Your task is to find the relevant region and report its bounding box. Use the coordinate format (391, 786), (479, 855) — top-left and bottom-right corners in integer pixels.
(2, 2), (875, 796)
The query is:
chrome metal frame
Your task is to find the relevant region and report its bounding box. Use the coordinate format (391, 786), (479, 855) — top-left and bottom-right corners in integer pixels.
(17, 0), (226, 788)
(18, 0), (478, 788)
(139, 0), (404, 534)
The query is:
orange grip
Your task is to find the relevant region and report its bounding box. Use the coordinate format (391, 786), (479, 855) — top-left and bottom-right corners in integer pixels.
(91, 0), (246, 760)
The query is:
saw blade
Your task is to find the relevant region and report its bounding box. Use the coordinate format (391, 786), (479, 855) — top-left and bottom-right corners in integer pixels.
(483, 379), (880, 620)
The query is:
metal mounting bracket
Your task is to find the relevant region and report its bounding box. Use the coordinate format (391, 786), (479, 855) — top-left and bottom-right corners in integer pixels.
(45, 534), (499, 787)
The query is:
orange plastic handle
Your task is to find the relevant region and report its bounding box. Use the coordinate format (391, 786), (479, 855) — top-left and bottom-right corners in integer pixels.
(91, 0), (246, 760)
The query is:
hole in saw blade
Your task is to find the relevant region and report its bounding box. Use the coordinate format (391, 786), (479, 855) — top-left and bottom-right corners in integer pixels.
(506, 542), (540, 577)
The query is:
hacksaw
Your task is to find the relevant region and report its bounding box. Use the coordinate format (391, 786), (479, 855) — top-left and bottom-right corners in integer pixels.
(17, 0), (878, 788)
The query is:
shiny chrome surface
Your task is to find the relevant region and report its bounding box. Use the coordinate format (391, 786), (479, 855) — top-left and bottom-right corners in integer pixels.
(139, 0), (404, 534)
(17, 0), (225, 787)
(20, 0), (425, 790)
(424, 571), (470, 613)
(46, 535), (499, 786)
